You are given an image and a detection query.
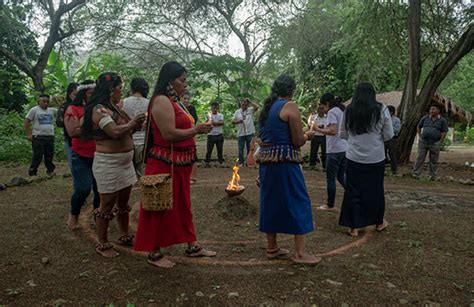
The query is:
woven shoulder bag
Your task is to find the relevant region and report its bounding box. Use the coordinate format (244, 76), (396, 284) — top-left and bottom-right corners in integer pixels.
(139, 104), (173, 211)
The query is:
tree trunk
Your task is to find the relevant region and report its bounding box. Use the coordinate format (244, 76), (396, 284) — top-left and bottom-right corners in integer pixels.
(32, 73), (45, 93)
(397, 6), (474, 163)
(0, 0), (85, 95)
(397, 0), (422, 163)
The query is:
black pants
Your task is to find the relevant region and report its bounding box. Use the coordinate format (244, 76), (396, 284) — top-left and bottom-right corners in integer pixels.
(384, 137), (398, 173)
(29, 136), (55, 176)
(309, 135), (326, 168)
(205, 134), (224, 163)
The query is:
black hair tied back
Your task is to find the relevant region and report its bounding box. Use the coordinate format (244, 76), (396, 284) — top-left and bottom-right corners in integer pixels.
(259, 74), (296, 124)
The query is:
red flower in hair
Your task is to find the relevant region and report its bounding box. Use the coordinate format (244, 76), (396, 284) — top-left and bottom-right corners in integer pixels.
(105, 74), (111, 81)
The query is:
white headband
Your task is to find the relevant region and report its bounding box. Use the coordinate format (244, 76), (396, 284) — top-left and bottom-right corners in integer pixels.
(77, 83), (96, 91)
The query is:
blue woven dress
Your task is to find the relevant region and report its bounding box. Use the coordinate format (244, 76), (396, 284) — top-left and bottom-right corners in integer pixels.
(258, 98), (314, 235)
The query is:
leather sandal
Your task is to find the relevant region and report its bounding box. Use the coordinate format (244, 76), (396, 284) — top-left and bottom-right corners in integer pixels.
(266, 248), (290, 259)
(117, 234), (134, 246)
(148, 252), (164, 262)
(95, 242), (118, 258)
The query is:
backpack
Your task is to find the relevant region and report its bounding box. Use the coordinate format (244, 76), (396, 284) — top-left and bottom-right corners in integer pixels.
(56, 102), (68, 128)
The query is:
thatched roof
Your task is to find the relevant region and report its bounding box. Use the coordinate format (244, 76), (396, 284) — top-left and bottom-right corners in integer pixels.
(345, 91), (472, 123)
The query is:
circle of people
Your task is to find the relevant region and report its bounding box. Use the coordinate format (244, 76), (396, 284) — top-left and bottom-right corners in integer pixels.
(24, 61), (449, 266)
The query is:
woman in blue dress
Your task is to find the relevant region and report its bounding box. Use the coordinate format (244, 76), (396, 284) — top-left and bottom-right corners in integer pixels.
(257, 75), (320, 265)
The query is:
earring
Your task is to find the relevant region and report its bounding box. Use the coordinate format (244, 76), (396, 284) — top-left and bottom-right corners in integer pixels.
(167, 83), (178, 101)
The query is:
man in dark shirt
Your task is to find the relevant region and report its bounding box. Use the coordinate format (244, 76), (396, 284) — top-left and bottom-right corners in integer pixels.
(412, 104), (449, 179)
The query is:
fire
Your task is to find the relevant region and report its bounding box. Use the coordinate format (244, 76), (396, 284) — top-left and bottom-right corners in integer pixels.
(308, 112), (314, 130)
(207, 111), (213, 124)
(226, 162), (243, 191)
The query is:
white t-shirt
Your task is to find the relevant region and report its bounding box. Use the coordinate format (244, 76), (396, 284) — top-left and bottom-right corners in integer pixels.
(26, 106), (57, 136)
(326, 107), (347, 153)
(233, 107), (256, 137)
(208, 113), (224, 136)
(339, 107), (394, 164)
(122, 96), (149, 146)
(310, 114), (327, 136)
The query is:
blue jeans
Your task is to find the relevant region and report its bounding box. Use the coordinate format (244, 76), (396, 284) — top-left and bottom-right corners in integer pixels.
(326, 152), (347, 208)
(70, 151), (100, 215)
(238, 134), (254, 165)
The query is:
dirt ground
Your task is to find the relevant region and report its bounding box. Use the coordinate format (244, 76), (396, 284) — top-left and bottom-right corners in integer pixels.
(0, 141), (473, 306)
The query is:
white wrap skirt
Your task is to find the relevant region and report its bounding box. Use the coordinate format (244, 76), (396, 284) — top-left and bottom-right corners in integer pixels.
(93, 151), (137, 194)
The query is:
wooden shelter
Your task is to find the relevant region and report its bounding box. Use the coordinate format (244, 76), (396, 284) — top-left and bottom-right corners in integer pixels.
(370, 91), (471, 124)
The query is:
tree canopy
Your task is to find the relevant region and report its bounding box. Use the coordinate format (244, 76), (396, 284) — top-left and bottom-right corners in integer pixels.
(0, 0), (472, 151)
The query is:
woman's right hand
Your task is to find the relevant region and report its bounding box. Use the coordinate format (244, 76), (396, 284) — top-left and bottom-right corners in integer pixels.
(195, 123), (213, 134)
(305, 129), (316, 140)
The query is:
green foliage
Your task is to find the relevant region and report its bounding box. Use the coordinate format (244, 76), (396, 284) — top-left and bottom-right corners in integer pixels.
(459, 127), (474, 144)
(441, 138), (451, 151)
(43, 50), (150, 98)
(453, 123), (474, 144)
(439, 53), (474, 115)
(466, 128), (474, 144)
(0, 5), (39, 112)
(0, 64), (29, 113)
(0, 109), (65, 163)
(265, 0), (408, 105)
(44, 49), (70, 96)
(189, 55), (270, 137)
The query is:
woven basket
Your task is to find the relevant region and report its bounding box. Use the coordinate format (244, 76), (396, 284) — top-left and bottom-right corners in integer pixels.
(140, 174), (173, 211)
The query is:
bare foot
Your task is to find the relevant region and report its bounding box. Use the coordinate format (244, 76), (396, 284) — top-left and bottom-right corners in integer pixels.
(67, 214), (80, 230)
(190, 178), (197, 184)
(376, 219), (389, 231)
(347, 228), (359, 237)
(148, 257), (175, 268)
(292, 253), (321, 265)
(317, 205), (336, 211)
(266, 248), (290, 259)
(95, 243), (119, 258)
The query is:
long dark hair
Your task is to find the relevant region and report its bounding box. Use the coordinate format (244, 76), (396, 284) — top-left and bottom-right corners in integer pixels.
(66, 82), (79, 104)
(143, 62), (187, 157)
(345, 82), (382, 135)
(259, 74), (296, 124)
(82, 72), (122, 138)
(72, 79), (95, 106)
(130, 77), (150, 98)
(152, 61), (187, 98)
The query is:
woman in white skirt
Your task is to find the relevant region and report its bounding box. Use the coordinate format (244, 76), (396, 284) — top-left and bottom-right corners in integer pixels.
(82, 72), (146, 257)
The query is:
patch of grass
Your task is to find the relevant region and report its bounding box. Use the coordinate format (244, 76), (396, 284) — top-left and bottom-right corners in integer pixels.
(407, 239), (423, 248)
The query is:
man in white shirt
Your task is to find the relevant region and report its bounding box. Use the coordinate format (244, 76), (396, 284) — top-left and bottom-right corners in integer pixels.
(309, 105), (327, 169)
(232, 98), (259, 166)
(122, 77), (150, 177)
(204, 101), (225, 166)
(24, 94), (58, 176)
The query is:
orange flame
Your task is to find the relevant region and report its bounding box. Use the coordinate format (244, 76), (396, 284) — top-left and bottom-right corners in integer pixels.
(227, 162), (243, 191)
(308, 112), (314, 130)
(207, 111), (213, 124)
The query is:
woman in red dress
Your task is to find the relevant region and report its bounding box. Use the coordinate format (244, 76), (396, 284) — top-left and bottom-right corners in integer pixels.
(134, 61), (216, 268)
